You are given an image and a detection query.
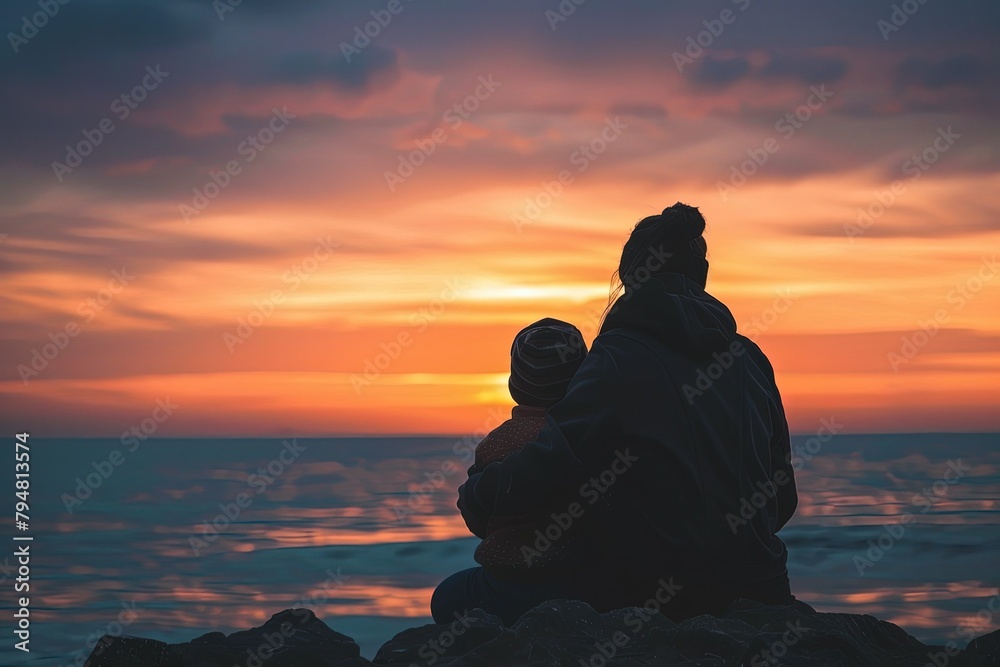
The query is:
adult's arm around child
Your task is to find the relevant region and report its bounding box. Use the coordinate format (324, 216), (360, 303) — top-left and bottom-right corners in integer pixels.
(457, 338), (626, 537)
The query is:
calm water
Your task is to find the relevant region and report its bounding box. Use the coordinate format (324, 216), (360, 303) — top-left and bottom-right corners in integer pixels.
(3, 433), (999, 665)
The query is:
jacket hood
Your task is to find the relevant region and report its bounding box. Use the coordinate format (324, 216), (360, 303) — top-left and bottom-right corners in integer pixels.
(600, 272), (737, 356)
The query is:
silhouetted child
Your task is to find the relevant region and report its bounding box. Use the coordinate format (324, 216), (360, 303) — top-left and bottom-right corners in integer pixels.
(472, 318), (588, 581)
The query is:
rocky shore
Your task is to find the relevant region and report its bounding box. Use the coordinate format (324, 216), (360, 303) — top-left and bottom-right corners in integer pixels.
(85, 598), (1000, 666)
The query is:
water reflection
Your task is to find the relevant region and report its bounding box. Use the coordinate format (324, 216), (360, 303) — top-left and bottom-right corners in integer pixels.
(11, 433), (1000, 663)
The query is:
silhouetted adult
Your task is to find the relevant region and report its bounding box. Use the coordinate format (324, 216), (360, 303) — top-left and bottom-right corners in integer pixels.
(432, 203), (797, 625)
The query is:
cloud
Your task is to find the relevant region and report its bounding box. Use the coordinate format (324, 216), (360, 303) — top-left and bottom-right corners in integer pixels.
(691, 56), (752, 87)
(757, 54), (849, 85)
(207, 0), (329, 16)
(259, 47), (400, 92)
(0, 212), (279, 276)
(0, 1), (215, 77)
(791, 198), (1000, 239)
(793, 219), (1000, 240)
(685, 53), (847, 93)
(895, 55), (990, 90)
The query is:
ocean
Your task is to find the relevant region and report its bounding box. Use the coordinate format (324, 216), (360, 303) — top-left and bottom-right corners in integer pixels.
(3, 433), (999, 665)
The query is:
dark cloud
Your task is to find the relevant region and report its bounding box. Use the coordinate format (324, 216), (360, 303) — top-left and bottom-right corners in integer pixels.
(757, 54), (849, 85)
(691, 56), (752, 87)
(896, 55), (990, 89)
(0, 0), (404, 185)
(0, 0), (996, 217)
(208, 0), (329, 16)
(686, 53), (847, 92)
(261, 47), (400, 91)
(0, 1), (215, 77)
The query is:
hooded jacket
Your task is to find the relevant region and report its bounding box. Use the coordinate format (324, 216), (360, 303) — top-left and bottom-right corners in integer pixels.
(458, 272), (796, 610)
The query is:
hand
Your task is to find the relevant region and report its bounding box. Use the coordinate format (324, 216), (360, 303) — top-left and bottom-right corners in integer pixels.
(457, 476), (490, 538)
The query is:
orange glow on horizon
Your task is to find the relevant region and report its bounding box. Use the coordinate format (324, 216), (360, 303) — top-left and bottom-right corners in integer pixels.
(2, 44), (998, 436)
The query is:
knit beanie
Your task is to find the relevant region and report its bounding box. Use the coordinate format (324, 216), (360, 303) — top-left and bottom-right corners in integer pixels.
(508, 318), (588, 408)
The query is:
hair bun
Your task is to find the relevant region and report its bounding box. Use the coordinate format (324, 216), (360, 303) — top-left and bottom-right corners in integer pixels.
(659, 202), (705, 242)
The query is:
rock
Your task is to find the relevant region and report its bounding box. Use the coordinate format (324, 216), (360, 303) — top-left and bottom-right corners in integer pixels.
(370, 598), (932, 666)
(372, 608), (505, 664)
(85, 609), (369, 667)
(964, 628), (1000, 662)
(84, 600), (1000, 666)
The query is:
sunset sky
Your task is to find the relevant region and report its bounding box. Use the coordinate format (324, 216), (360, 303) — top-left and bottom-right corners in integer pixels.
(1, 0), (998, 436)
